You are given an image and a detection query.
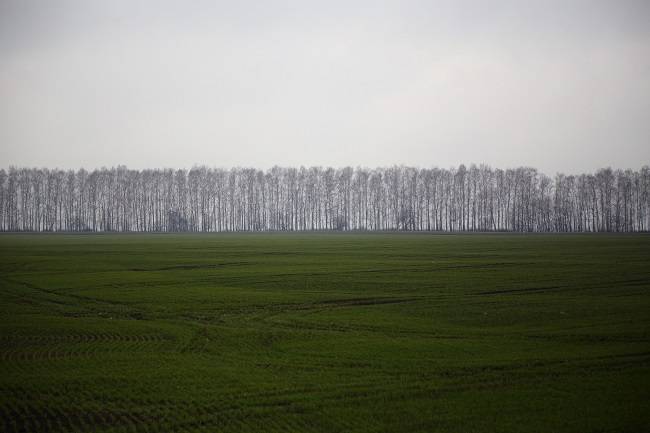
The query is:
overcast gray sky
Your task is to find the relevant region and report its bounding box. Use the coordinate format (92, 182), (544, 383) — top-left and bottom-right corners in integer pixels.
(1, 0), (649, 174)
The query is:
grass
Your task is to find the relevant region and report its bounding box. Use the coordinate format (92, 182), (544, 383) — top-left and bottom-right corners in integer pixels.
(0, 233), (649, 432)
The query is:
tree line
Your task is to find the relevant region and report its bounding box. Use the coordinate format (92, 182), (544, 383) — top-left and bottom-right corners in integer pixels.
(0, 165), (648, 233)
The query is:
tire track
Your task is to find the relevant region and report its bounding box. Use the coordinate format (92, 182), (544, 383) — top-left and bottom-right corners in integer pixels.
(0, 332), (172, 367)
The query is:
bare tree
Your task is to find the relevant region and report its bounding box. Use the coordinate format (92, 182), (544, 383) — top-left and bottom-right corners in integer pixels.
(2, 165), (648, 233)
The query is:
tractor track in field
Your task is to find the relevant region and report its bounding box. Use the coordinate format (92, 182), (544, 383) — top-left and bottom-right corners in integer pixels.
(0, 276), (153, 321)
(3, 348), (648, 433)
(0, 378), (409, 433)
(250, 296), (420, 315)
(1, 277), (129, 308)
(0, 332), (171, 365)
(129, 261), (251, 272)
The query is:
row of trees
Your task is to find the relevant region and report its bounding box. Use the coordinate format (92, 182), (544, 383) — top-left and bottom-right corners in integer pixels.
(0, 165), (648, 233)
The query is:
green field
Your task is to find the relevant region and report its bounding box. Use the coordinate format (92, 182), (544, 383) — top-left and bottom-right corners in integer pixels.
(1, 233), (649, 432)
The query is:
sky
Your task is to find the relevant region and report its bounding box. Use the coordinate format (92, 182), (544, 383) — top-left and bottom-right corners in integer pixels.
(1, 0), (649, 174)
